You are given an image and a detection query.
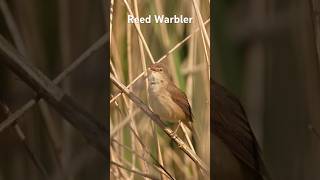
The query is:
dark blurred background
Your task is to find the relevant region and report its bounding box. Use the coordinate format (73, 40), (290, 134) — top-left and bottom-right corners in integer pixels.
(214, 0), (320, 179)
(0, 0), (107, 180)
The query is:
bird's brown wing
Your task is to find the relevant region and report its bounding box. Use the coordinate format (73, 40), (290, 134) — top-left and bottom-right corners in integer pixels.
(167, 83), (193, 122)
(213, 81), (266, 178)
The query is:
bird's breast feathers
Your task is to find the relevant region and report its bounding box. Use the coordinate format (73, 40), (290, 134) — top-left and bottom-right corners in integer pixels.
(149, 89), (186, 122)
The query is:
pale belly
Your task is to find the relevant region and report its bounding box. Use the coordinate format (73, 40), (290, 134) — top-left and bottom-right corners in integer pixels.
(148, 89), (186, 122)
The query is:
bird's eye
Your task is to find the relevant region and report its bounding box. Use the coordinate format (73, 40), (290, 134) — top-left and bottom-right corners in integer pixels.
(159, 68), (163, 72)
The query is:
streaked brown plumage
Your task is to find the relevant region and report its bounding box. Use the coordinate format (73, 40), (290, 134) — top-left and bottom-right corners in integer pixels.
(213, 81), (270, 180)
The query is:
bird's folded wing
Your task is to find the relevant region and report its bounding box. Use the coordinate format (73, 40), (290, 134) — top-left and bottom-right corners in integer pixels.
(167, 83), (193, 122)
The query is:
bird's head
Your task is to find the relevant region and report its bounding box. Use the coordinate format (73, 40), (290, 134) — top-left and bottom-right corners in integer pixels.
(147, 62), (172, 89)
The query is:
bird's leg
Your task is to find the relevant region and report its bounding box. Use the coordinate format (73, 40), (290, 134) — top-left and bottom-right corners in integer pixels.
(173, 120), (182, 135)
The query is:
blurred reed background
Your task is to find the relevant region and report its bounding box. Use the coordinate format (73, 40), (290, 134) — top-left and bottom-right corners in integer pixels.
(109, 0), (210, 180)
(214, 0), (320, 179)
(0, 0), (107, 180)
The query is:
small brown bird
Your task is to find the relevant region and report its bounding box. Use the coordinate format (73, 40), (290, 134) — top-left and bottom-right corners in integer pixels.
(147, 62), (195, 135)
(213, 81), (270, 180)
